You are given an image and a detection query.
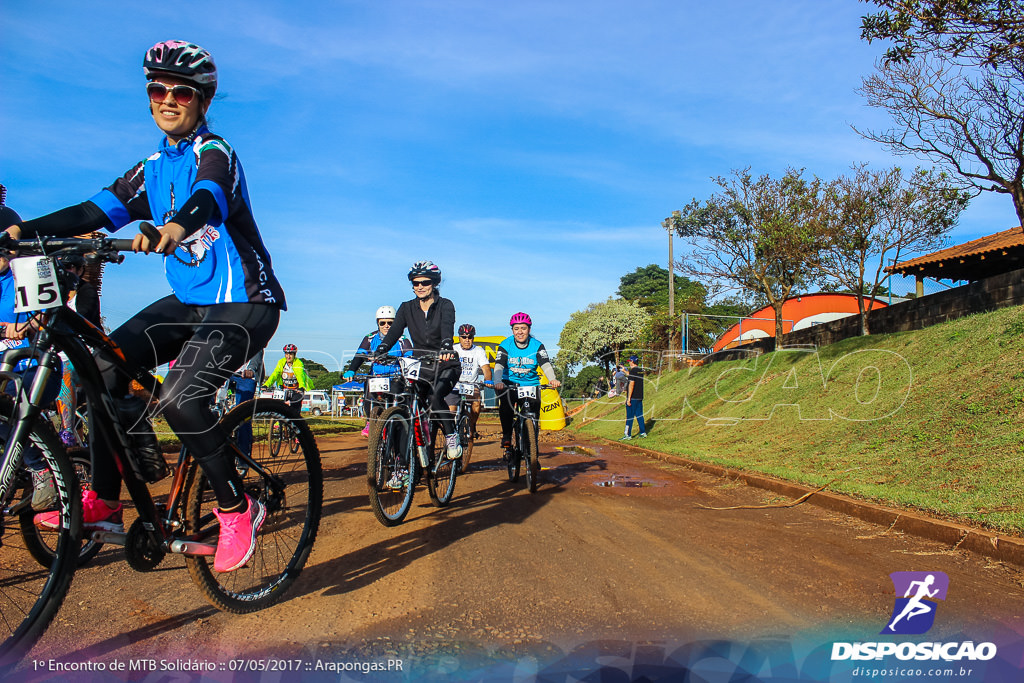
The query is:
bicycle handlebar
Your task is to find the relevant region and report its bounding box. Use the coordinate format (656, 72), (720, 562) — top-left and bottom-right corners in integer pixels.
(0, 221), (165, 265)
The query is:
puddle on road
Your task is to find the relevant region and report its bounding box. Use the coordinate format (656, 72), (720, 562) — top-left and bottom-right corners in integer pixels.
(594, 475), (665, 488)
(556, 444), (601, 458)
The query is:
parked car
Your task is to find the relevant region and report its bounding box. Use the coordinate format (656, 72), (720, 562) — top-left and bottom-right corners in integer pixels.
(301, 390), (331, 416)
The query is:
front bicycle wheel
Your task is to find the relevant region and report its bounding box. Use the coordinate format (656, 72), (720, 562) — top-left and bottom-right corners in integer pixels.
(366, 406), (416, 526)
(20, 452), (102, 567)
(456, 411), (472, 474)
(523, 418), (540, 493)
(0, 398), (82, 673)
(507, 421), (522, 483)
(427, 423), (457, 507)
(183, 399), (322, 613)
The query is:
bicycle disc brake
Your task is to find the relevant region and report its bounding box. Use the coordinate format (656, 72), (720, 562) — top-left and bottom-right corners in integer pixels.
(125, 517), (166, 572)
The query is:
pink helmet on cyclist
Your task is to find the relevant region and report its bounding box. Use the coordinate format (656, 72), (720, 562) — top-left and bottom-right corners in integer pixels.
(143, 40), (218, 98)
(509, 312), (532, 327)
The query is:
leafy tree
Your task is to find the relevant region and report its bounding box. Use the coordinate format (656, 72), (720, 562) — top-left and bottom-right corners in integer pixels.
(617, 264), (707, 312)
(300, 358), (329, 379)
(618, 264), (708, 352)
(821, 165), (970, 334)
(313, 371), (342, 391)
(857, 1), (1024, 225)
(860, 0), (1024, 68)
(561, 365), (609, 399)
(667, 168), (832, 345)
(556, 298), (650, 375)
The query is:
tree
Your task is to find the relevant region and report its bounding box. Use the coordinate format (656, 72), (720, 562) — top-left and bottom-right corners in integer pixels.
(821, 165), (971, 334)
(618, 264), (708, 351)
(667, 168), (832, 346)
(556, 298), (650, 376)
(561, 365), (608, 399)
(860, 0), (1024, 68)
(856, 54), (1024, 225)
(313, 371), (342, 391)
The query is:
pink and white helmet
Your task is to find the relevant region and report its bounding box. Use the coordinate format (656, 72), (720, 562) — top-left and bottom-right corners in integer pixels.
(144, 40), (218, 97)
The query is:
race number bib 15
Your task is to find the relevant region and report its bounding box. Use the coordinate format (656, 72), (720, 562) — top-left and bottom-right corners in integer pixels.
(11, 256), (62, 313)
(517, 385), (538, 399)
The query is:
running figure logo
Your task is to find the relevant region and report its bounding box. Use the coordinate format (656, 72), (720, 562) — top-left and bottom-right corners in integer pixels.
(883, 571), (949, 635)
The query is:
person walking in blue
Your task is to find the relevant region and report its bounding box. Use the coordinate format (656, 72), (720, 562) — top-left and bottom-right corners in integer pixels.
(621, 355), (647, 440)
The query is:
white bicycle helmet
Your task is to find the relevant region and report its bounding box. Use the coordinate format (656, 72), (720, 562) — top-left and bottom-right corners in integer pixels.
(375, 305), (396, 321)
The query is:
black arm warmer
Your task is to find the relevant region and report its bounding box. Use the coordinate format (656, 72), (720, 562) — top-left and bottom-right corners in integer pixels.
(171, 188), (220, 238)
(19, 201), (110, 238)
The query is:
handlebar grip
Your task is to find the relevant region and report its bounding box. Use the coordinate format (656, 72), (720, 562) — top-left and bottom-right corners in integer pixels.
(108, 239), (136, 252)
(139, 222), (162, 244)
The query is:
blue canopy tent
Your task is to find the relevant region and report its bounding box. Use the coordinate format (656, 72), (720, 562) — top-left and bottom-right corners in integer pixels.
(331, 381), (365, 417)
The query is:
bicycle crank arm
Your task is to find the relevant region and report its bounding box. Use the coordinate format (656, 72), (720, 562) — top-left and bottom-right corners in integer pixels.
(168, 539), (216, 556)
(90, 530), (128, 545)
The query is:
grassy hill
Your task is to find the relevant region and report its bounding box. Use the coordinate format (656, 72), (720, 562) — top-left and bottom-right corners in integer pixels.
(569, 305), (1024, 534)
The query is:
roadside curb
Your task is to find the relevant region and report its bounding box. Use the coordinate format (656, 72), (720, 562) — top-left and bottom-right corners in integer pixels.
(596, 437), (1024, 569)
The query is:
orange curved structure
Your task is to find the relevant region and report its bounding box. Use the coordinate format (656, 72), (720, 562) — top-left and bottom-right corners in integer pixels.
(711, 293), (888, 352)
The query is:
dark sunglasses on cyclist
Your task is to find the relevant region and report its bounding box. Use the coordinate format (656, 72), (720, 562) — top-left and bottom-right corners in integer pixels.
(285, 351), (296, 355)
(378, 321), (393, 327)
(146, 81), (202, 106)
(459, 335), (473, 339)
(411, 279), (433, 288)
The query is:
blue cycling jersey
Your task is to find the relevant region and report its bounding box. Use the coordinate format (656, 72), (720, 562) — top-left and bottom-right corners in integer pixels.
(358, 331), (412, 375)
(90, 126), (286, 309)
(496, 336), (550, 387)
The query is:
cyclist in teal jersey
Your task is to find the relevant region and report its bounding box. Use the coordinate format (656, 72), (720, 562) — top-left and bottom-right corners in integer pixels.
(493, 312), (561, 449)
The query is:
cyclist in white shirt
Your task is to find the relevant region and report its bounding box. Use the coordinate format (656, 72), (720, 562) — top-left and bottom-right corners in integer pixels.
(446, 324), (492, 471)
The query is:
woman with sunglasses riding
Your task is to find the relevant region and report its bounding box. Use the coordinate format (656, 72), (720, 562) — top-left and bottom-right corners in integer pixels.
(373, 261), (463, 460)
(7, 41), (285, 573)
(342, 305), (412, 436)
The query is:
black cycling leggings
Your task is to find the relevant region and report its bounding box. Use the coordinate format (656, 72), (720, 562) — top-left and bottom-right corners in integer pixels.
(92, 295), (280, 509)
(423, 361), (459, 436)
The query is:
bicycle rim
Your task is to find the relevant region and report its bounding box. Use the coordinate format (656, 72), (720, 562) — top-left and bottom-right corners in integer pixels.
(20, 453), (102, 567)
(183, 399), (322, 613)
(0, 399), (82, 672)
(366, 407), (415, 526)
(269, 419), (283, 457)
(426, 424), (457, 507)
(524, 419), (540, 493)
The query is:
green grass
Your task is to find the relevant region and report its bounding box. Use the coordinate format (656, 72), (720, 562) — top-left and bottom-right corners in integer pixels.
(569, 305), (1024, 534)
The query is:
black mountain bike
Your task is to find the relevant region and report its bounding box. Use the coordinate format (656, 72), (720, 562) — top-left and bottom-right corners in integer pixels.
(0, 231), (322, 672)
(502, 383), (541, 493)
(366, 354), (459, 526)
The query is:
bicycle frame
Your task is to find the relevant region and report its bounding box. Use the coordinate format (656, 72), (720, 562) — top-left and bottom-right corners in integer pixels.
(0, 305), (280, 556)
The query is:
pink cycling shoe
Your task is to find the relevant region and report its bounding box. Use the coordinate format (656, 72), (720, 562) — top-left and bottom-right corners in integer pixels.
(361, 423), (370, 437)
(212, 494), (266, 572)
(35, 489), (123, 532)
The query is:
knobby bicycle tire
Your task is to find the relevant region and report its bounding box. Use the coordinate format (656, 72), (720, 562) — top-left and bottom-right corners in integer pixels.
(183, 399), (322, 613)
(507, 418), (523, 483)
(523, 418), (540, 493)
(456, 411), (472, 474)
(0, 396), (83, 673)
(426, 423), (457, 507)
(269, 419), (284, 457)
(366, 406), (416, 526)
(20, 452), (102, 567)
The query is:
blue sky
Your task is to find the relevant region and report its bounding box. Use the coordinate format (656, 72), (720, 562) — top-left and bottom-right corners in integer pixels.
(1, 1), (1013, 372)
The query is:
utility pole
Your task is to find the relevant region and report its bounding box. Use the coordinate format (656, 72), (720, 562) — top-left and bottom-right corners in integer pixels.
(662, 216), (677, 370)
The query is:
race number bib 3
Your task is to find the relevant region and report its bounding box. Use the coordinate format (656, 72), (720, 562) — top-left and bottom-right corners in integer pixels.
(517, 385), (538, 399)
(11, 256), (62, 313)
(368, 377), (390, 393)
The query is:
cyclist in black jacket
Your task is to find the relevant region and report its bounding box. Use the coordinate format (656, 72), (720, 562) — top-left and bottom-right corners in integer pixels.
(375, 261), (462, 460)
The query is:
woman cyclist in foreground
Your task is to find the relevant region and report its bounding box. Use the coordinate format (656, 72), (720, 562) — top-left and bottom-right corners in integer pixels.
(374, 261), (463, 460)
(493, 313), (561, 449)
(6, 40), (286, 573)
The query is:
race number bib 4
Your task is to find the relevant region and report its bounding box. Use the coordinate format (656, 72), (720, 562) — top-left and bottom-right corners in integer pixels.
(517, 385), (538, 399)
(368, 377), (390, 393)
(399, 357), (421, 381)
(11, 256), (62, 313)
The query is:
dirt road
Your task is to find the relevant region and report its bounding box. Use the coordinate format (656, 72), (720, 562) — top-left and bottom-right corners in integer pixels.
(12, 427), (1024, 680)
